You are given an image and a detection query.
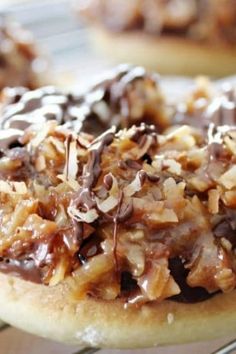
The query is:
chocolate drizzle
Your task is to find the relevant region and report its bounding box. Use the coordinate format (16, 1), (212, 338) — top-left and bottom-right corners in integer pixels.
(169, 257), (215, 303)
(1, 66), (236, 306)
(84, 129), (115, 190)
(72, 128), (115, 215)
(205, 86), (236, 127)
(0, 66), (234, 153)
(86, 64), (163, 131)
(0, 65), (163, 150)
(1, 86), (83, 131)
(173, 84), (236, 133)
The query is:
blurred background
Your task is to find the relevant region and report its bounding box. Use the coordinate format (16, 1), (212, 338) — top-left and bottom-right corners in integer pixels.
(0, 0), (235, 90)
(0, 0), (112, 89)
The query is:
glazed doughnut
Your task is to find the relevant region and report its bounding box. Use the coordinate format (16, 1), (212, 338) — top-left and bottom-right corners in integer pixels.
(76, 0), (236, 76)
(0, 66), (236, 348)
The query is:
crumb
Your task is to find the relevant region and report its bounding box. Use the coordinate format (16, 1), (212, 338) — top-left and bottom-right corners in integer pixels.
(167, 312), (174, 325)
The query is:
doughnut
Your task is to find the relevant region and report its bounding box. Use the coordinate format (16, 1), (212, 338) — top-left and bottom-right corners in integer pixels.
(76, 0), (236, 76)
(0, 66), (236, 348)
(0, 18), (47, 90)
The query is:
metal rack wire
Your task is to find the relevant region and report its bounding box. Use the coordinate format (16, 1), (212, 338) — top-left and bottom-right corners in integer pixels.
(73, 349), (100, 354)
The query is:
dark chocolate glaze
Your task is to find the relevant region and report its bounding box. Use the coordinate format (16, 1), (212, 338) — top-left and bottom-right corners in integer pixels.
(214, 208), (236, 249)
(0, 65), (160, 150)
(77, 234), (102, 264)
(0, 257), (41, 283)
(169, 257), (216, 303)
(1, 86), (83, 131)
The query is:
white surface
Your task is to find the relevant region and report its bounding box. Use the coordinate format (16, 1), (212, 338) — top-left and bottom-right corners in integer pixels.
(0, 327), (236, 354)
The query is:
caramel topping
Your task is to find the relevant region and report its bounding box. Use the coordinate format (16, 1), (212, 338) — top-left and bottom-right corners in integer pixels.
(0, 65), (236, 306)
(0, 118), (236, 305)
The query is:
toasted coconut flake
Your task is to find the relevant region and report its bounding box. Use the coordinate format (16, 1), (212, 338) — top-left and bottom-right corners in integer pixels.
(123, 171), (145, 197)
(215, 268), (236, 293)
(4, 200), (38, 237)
(68, 205), (99, 223)
(189, 176), (211, 192)
(95, 173), (120, 212)
(64, 138), (78, 180)
(138, 259), (180, 301)
(208, 189), (220, 214)
(13, 182), (28, 194)
(30, 121), (57, 148)
(48, 136), (65, 154)
(165, 125), (196, 148)
(163, 178), (185, 199)
(222, 190), (236, 207)
(219, 166), (236, 189)
(49, 258), (68, 286)
(57, 174), (80, 191)
(150, 208), (178, 224)
(126, 230), (145, 241)
(163, 159), (182, 175)
(0, 157), (22, 171)
(0, 181), (27, 195)
(35, 155), (46, 172)
(152, 157), (163, 173)
(96, 195), (118, 213)
(124, 135), (154, 160)
(126, 244), (145, 277)
(55, 205), (68, 227)
(133, 198), (178, 224)
(70, 254), (115, 298)
(224, 135), (236, 155)
(221, 238), (232, 252)
(0, 181), (12, 194)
